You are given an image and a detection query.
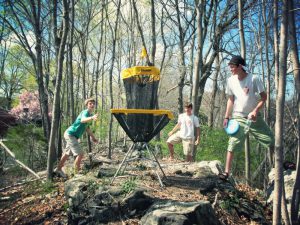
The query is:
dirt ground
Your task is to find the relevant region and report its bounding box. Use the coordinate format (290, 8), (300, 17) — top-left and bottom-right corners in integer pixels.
(0, 148), (272, 225)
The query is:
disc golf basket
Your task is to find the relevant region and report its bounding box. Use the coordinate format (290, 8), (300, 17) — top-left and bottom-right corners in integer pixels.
(110, 66), (173, 187)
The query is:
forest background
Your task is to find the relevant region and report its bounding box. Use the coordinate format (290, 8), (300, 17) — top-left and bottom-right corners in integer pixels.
(0, 0), (299, 224)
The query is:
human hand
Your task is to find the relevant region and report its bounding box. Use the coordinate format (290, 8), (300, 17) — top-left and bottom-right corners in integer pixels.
(92, 114), (98, 121)
(223, 118), (229, 128)
(247, 111), (257, 121)
(195, 139), (199, 146)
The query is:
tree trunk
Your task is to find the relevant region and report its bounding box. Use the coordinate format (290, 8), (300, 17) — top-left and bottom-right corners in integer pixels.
(47, 0), (69, 180)
(238, 0), (250, 185)
(288, 1), (300, 224)
(107, 0), (121, 159)
(273, 0), (288, 223)
(273, 0), (279, 90)
(192, 0), (203, 116)
(68, 0), (75, 122)
(175, 0), (187, 113)
(150, 0), (156, 65)
(132, 0), (150, 65)
(238, 0), (246, 59)
(261, 0), (274, 167)
(208, 54), (220, 127)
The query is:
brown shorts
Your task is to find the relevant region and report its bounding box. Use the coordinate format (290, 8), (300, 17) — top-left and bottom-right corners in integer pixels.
(167, 132), (194, 156)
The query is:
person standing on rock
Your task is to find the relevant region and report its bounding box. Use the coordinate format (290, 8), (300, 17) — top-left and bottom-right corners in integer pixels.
(166, 102), (200, 162)
(219, 55), (274, 180)
(55, 98), (98, 178)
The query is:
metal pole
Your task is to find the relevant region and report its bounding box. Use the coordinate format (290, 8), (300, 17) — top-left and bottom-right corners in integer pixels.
(110, 142), (135, 184)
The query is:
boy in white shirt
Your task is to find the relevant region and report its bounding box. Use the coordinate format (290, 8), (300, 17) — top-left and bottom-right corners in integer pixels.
(220, 55), (274, 180)
(167, 102), (200, 162)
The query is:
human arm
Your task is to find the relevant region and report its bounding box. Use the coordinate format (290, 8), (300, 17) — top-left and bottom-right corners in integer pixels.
(81, 113), (98, 123)
(194, 127), (200, 145)
(223, 95), (234, 127)
(86, 127), (98, 143)
(247, 91), (267, 121)
(168, 123), (181, 137)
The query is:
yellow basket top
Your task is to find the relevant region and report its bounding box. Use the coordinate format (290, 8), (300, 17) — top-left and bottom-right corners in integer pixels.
(121, 66), (160, 80)
(111, 109), (174, 120)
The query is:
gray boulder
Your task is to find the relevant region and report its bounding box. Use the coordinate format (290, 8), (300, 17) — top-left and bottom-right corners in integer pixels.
(65, 175), (97, 209)
(267, 168), (298, 217)
(140, 200), (221, 225)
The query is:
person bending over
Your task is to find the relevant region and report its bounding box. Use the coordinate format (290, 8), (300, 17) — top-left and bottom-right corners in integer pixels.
(55, 98), (98, 177)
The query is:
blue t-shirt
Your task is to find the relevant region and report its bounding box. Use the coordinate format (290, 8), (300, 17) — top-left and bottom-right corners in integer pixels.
(67, 109), (92, 138)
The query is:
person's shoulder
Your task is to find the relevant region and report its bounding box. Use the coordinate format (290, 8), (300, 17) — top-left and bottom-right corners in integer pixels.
(251, 74), (263, 83)
(251, 74), (260, 80)
(227, 75), (236, 84)
(81, 109), (90, 116)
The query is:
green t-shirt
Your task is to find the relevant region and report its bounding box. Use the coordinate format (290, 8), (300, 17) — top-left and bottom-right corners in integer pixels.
(67, 109), (92, 138)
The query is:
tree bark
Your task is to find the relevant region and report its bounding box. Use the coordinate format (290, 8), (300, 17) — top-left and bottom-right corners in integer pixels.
(273, 0), (279, 90)
(68, 0), (75, 122)
(288, 1), (300, 224)
(192, 0), (203, 116)
(47, 0), (69, 180)
(175, 0), (187, 113)
(208, 53), (220, 127)
(150, 0), (156, 65)
(238, 0), (246, 58)
(107, 0), (121, 159)
(238, 0), (250, 185)
(273, 0), (288, 223)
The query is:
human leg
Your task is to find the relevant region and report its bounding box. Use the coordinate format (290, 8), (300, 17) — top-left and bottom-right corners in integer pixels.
(166, 132), (181, 160)
(225, 151), (234, 174)
(167, 143), (175, 159)
(74, 153), (84, 172)
(220, 117), (246, 179)
(250, 115), (275, 165)
(57, 153), (69, 170)
(182, 139), (194, 162)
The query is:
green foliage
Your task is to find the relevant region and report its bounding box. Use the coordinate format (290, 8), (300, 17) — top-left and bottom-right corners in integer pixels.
(220, 193), (240, 211)
(196, 126), (228, 163)
(5, 125), (47, 170)
(121, 177), (137, 194)
(62, 202), (69, 212)
(151, 122), (228, 162)
(152, 121), (267, 186)
(150, 120), (185, 159)
(24, 181), (56, 196)
(87, 180), (99, 194)
(95, 109), (110, 141)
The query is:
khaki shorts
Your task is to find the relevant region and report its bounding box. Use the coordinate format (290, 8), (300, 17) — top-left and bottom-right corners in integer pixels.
(227, 115), (275, 152)
(64, 131), (83, 156)
(167, 132), (194, 156)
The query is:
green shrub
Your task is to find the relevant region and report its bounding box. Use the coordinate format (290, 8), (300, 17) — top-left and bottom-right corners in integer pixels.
(5, 124), (47, 170)
(121, 177), (137, 194)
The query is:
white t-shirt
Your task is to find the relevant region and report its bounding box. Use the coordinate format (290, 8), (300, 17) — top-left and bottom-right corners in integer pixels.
(226, 74), (265, 117)
(178, 113), (200, 139)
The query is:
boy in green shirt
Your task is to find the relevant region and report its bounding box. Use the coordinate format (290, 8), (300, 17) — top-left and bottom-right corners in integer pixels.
(55, 98), (98, 177)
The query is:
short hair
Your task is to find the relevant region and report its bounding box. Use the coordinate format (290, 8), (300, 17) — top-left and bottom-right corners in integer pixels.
(84, 97), (96, 106)
(184, 102), (193, 108)
(228, 55), (246, 66)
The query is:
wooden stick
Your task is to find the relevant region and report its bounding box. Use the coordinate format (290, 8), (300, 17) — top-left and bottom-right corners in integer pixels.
(0, 141), (40, 179)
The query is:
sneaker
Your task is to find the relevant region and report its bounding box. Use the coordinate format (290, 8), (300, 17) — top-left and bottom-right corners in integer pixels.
(218, 172), (229, 181)
(54, 168), (67, 178)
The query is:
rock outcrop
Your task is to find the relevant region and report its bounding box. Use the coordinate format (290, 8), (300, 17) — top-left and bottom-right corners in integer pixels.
(64, 161), (269, 224)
